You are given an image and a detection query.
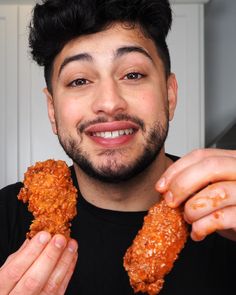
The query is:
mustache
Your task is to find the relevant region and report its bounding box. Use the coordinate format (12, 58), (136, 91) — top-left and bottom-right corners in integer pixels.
(78, 114), (145, 133)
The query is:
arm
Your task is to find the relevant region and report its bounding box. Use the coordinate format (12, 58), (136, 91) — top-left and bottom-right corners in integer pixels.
(0, 231), (78, 295)
(156, 149), (236, 241)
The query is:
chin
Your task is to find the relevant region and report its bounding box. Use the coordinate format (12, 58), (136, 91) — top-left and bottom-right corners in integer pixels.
(76, 149), (160, 184)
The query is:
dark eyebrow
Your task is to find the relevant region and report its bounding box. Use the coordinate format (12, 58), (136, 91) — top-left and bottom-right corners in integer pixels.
(58, 46), (153, 77)
(115, 46), (154, 63)
(58, 53), (93, 77)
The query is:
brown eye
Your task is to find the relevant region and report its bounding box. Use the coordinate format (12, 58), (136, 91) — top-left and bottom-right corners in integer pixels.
(125, 72), (143, 80)
(69, 78), (89, 87)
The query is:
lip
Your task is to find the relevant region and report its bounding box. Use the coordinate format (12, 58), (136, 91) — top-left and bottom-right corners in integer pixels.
(84, 121), (140, 133)
(84, 121), (140, 148)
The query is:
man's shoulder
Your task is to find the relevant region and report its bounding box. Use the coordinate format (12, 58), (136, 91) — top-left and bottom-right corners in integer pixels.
(0, 182), (23, 201)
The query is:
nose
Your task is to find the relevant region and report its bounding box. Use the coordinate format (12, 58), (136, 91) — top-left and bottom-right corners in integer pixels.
(91, 78), (128, 116)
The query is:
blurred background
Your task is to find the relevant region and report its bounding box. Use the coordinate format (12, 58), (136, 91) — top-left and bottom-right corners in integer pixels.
(205, 0), (236, 149)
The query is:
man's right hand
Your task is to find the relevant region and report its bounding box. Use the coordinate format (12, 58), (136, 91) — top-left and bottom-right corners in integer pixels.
(0, 231), (78, 294)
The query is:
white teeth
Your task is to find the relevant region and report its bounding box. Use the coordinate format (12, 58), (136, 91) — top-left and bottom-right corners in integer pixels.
(92, 129), (134, 138)
(104, 131), (112, 138)
(112, 131), (119, 138)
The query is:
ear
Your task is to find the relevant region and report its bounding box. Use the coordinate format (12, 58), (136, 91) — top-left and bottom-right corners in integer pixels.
(167, 73), (178, 121)
(43, 88), (58, 135)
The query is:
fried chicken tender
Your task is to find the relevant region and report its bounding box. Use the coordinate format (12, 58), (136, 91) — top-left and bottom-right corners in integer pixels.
(18, 159), (77, 239)
(123, 199), (188, 295)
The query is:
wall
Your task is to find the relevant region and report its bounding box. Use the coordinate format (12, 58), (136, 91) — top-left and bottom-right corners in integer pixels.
(205, 0), (236, 146)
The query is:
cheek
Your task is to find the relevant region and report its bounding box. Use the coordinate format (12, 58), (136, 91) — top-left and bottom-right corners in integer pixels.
(135, 90), (168, 122)
(54, 99), (84, 129)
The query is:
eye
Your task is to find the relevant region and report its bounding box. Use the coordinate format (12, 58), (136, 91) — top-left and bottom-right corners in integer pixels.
(68, 78), (90, 87)
(124, 72), (144, 80)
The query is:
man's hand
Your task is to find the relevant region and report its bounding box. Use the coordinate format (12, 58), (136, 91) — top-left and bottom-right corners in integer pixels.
(156, 149), (236, 241)
(0, 231), (78, 294)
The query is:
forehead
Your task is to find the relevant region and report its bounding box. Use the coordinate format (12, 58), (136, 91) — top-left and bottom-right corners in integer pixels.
(53, 23), (160, 70)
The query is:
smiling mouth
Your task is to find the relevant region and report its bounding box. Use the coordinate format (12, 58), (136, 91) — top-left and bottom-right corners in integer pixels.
(91, 128), (135, 139)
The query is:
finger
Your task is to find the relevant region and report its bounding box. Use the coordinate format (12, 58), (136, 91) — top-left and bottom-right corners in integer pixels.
(41, 239), (78, 294)
(156, 149), (236, 192)
(191, 206), (236, 241)
(162, 156), (236, 207)
(0, 231), (51, 294)
(15, 239), (29, 253)
(184, 182), (236, 223)
(56, 252), (78, 295)
(11, 234), (67, 295)
(2, 239), (29, 268)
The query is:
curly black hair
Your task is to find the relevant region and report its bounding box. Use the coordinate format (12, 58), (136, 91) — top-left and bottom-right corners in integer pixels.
(29, 0), (172, 92)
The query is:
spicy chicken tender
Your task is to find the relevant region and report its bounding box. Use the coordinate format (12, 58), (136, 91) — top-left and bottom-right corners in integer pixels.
(18, 159), (77, 239)
(123, 199), (188, 295)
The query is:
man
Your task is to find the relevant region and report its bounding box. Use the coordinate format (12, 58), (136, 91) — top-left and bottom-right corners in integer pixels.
(0, 0), (236, 294)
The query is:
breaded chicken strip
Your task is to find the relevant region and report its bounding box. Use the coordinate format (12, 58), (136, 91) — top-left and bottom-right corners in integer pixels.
(124, 199), (188, 294)
(18, 159), (77, 239)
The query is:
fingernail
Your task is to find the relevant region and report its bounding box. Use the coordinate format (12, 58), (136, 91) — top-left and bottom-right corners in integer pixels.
(54, 236), (66, 249)
(38, 232), (50, 244)
(68, 240), (78, 253)
(191, 231), (205, 241)
(165, 191), (174, 205)
(157, 177), (166, 189)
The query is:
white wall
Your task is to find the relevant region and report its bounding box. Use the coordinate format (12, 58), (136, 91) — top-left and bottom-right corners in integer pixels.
(205, 0), (236, 146)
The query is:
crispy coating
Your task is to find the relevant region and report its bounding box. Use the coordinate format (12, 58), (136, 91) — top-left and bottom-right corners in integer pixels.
(18, 159), (77, 239)
(123, 199), (188, 295)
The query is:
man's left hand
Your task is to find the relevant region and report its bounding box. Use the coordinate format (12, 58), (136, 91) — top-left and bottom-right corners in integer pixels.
(156, 149), (236, 241)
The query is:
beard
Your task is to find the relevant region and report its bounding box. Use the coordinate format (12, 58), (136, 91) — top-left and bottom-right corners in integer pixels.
(57, 114), (169, 184)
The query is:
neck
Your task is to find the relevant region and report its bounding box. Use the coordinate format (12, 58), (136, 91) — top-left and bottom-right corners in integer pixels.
(73, 150), (173, 212)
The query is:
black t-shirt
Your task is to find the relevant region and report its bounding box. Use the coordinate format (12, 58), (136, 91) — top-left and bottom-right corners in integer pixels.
(0, 165), (236, 295)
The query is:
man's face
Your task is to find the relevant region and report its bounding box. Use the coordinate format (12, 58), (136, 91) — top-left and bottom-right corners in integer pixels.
(46, 23), (177, 183)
